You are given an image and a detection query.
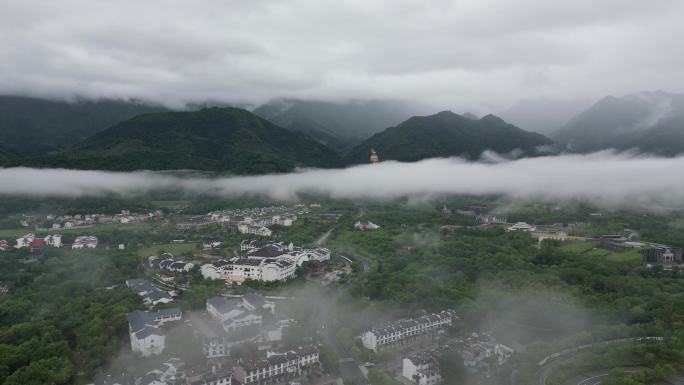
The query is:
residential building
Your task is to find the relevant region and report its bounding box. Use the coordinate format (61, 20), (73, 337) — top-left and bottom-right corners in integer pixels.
(126, 278), (174, 306)
(127, 308), (182, 356)
(361, 310), (457, 352)
(0, 240), (8, 251)
(206, 296), (262, 333)
(44, 234), (62, 247)
(232, 345), (320, 385)
(15, 233), (35, 248)
(402, 352), (442, 385)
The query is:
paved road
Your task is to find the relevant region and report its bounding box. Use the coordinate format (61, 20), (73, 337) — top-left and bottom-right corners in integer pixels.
(314, 228), (334, 246)
(565, 367), (644, 385)
(317, 256), (371, 385)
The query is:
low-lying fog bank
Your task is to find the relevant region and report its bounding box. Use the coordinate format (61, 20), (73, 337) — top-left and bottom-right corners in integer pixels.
(1, 151), (682, 208)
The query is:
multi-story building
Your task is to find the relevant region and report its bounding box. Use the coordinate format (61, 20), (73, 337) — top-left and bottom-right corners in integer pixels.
(202, 242), (328, 283)
(361, 310), (457, 352)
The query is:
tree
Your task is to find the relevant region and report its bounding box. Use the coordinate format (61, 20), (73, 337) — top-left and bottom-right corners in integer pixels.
(438, 351), (466, 385)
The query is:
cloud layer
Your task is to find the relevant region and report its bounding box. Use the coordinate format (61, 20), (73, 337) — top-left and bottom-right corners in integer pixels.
(1, 152), (683, 208)
(2, 0), (684, 110)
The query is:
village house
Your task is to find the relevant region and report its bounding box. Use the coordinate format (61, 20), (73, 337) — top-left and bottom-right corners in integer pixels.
(0, 240), (9, 251)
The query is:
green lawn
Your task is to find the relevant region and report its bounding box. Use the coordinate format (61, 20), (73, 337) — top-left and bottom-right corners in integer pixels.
(0, 223), (155, 239)
(559, 240), (642, 263)
(559, 240), (598, 253)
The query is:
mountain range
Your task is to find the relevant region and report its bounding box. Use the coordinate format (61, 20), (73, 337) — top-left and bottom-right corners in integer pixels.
(0, 95), (167, 156)
(253, 99), (429, 153)
(14, 107), (343, 174)
(553, 91), (684, 155)
(2, 91), (684, 175)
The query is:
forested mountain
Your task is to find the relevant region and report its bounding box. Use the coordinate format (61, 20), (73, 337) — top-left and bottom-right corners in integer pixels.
(0, 95), (168, 156)
(11, 107), (343, 174)
(253, 99), (429, 153)
(554, 91), (684, 155)
(0, 144), (18, 162)
(344, 111), (555, 164)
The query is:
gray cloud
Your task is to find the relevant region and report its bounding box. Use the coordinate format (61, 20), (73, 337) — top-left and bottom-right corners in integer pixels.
(1, 0), (683, 111)
(1, 152), (684, 208)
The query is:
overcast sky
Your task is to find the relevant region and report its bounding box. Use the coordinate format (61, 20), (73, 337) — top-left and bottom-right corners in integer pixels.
(1, 0), (683, 110)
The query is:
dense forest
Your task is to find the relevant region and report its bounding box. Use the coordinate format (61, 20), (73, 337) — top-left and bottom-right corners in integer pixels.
(0, 249), (142, 384)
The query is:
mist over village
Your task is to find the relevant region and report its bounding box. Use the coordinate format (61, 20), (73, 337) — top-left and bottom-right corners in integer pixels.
(1, 1), (684, 385)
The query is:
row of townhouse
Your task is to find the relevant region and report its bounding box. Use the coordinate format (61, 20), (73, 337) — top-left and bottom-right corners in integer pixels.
(127, 308), (182, 357)
(361, 310), (457, 351)
(232, 345), (320, 385)
(126, 278), (174, 306)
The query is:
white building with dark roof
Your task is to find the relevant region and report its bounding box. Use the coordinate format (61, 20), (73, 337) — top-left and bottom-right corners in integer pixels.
(361, 310), (457, 352)
(127, 308), (182, 356)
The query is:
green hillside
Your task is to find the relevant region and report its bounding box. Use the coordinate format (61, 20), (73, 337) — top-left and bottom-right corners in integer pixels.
(345, 111), (555, 164)
(14, 107), (344, 174)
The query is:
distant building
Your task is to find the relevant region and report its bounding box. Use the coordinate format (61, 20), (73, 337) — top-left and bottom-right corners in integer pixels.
(354, 221), (380, 231)
(507, 222), (536, 232)
(72, 235), (98, 249)
(643, 245), (683, 265)
(15, 233), (35, 248)
(0, 240), (8, 251)
(44, 234), (62, 248)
